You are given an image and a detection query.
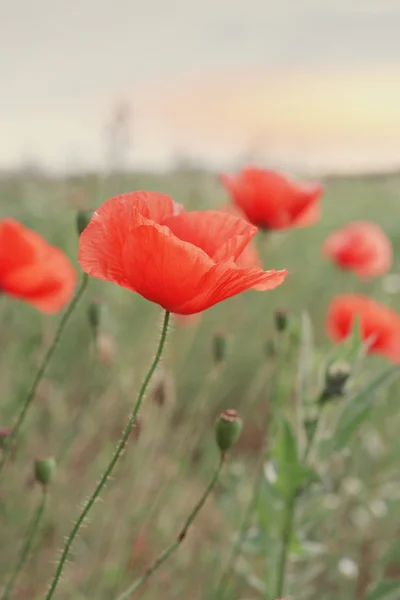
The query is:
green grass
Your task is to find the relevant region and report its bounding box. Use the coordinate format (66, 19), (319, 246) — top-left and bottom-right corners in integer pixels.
(1, 169), (399, 599)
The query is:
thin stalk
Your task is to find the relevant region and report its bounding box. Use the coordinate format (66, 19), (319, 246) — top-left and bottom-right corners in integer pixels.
(115, 452), (225, 600)
(2, 488), (47, 600)
(45, 310), (171, 600)
(215, 334), (288, 598)
(0, 274), (88, 475)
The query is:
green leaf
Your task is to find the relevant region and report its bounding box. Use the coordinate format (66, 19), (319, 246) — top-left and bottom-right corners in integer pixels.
(326, 315), (365, 368)
(333, 366), (399, 451)
(344, 315), (363, 363)
(365, 579), (400, 600)
(275, 419), (313, 497)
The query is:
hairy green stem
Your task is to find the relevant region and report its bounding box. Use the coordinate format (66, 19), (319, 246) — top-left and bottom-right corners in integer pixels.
(45, 310), (170, 600)
(116, 453), (225, 600)
(0, 275), (88, 475)
(2, 489), (47, 600)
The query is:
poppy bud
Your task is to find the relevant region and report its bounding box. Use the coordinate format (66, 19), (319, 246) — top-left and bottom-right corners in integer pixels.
(275, 309), (290, 333)
(215, 409), (243, 453)
(88, 298), (105, 337)
(0, 427), (12, 450)
(34, 457), (56, 486)
(76, 210), (94, 236)
(321, 361), (351, 403)
(213, 332), (228, 364)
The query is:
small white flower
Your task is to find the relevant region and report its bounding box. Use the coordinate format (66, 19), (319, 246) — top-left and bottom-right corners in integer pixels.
(369, 499), (387, 518)
(323, 494), (340, 510)
(263, 460), (278, 483)
(342, 477), (362, 496)
(338, 557), (359, 579)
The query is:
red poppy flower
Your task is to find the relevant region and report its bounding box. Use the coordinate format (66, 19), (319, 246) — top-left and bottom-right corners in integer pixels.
(78, 191), (287, 314)
(220, 167), (322, 230)
(323, 221), (392, 279)
(0, 218), (77, 313)
(218, 203), (267, 289)
(327, 295), (400, 363)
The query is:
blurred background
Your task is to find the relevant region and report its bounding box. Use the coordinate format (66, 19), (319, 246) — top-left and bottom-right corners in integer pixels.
(2, 0), (400, 175)
(1, 2), (400, 600)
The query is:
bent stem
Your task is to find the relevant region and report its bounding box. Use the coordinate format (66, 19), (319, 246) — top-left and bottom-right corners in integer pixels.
(0, 274), (88, 476)
(2, 488), (47, 600)
(116, 452), (225, 600)
(45, 310), (171, 600)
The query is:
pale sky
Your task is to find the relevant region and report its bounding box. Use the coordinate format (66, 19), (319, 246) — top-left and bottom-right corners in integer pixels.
(2, 0), (400, 172)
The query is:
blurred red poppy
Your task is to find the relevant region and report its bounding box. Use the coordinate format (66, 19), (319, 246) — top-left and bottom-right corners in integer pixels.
(220, 167), (322, 230)
(323, 221), (392, 279)
(78, 191), (287, 314)
(0, 218), (76, 313)
(327, 294), (400, 363)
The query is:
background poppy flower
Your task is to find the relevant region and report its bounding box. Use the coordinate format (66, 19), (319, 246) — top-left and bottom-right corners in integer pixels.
(0, 218), (76, 313)
(79, 191), (287, 314)
(323, 221), (392, 279)
(220, 167), (322, 230)
(327, 294), (400, 363)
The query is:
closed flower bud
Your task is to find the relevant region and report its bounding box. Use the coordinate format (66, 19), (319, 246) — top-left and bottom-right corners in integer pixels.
(275, 309), (290, 332)
(213, 332), (228, 364)
(76, 210), (94, 236)
(88, 298), (105, 336)
(215, 409), (243, 453)
(321, 361), (351, 403)
(34, 457), (56, 486)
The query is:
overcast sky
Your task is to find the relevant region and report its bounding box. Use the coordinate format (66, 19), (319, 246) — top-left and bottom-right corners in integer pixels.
(2, 0), (400, 172)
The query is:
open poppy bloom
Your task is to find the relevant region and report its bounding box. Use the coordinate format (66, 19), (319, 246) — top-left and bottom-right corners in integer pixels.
(0, 218), (76, 313)
(327, 295), (400, 363)
(323, 221), (392, 279)
(220, 167), (322, 230)
(78, 191), (287, 314)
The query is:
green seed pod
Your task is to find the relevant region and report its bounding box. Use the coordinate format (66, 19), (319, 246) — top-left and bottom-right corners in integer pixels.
(275, 309), (290, 333)
(213, 333), (228, 363)
(321, 361), (351, 403)
(215, 409), (243, 453)
(76, 210), (94, 236)
(34, 457), (56, 486)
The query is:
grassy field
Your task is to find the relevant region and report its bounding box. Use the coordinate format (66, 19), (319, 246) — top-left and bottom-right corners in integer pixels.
(1, 169), (400, 600)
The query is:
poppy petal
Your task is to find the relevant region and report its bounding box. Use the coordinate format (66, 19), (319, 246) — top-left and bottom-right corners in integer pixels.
(221, 167), (322, 230)
(0, 219), (76, 313)
(327, 295), (400, 363)
(120, 223), (215, 310)
(176, 263), (287, 314)
(78, 192), (181, 287)
(323, 221), (392, 279)
(294, 187), (322, 227)
(165, 211), (258, 262)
